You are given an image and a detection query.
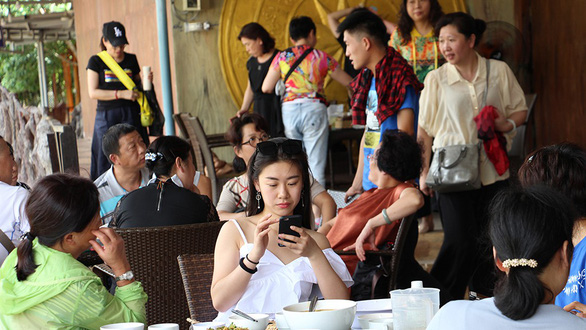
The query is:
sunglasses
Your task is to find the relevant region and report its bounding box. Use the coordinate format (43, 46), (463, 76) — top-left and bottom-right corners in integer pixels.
(257, 140), (303, 156)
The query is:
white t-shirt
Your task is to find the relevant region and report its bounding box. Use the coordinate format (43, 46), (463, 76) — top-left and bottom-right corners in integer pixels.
(428, 297), (586, 330)
(0, 182), (30, 266)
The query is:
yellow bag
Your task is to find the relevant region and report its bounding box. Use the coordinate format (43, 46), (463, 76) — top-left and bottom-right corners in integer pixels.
(97, 51), (154, 127)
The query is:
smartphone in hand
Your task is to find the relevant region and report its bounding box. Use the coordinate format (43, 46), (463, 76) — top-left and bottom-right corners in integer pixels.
(278, 214), (303, 247)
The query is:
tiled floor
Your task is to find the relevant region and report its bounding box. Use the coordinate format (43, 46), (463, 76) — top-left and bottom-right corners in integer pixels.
(414, 213), (443, 272)
(76, 136), (443, 269)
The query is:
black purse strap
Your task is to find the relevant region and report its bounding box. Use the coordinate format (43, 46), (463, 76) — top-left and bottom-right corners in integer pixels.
(283, 47), (313, 83)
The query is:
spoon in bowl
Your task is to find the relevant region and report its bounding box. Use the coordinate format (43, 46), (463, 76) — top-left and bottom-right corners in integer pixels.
(308, 295), (319, 312)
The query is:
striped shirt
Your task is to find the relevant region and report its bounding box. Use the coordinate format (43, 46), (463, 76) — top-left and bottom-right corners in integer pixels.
(94, 166), (150, 225)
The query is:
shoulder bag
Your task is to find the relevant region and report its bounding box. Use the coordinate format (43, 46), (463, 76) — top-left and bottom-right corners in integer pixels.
(97, 51), (160, 128)
(274, 47), (313, 99)
(425, 60), (491, 193)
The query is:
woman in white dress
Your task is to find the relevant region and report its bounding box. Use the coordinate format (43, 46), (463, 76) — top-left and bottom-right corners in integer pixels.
(211, 138), (352, 321)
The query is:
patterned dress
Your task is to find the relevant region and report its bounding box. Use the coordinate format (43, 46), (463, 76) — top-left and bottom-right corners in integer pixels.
(390, 28), (445, 83)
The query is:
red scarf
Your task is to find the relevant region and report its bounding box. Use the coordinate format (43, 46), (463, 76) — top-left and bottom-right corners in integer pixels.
(350, 47), (423, 125)
(474, 105), (509, 175)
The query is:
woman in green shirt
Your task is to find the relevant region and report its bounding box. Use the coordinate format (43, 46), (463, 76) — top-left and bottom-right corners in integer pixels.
(0, 173), (147, 329)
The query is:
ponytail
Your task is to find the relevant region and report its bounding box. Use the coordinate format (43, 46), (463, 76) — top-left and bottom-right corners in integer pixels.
(16, 234), (38, 281)
(15, 174), (100, 282)
(493, 268), (545, 320)
(489, 186), (575, 320)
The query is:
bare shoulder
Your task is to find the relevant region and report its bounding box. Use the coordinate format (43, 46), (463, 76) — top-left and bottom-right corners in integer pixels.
(217, 219), (246, 248)
(306, 229), (332, 250)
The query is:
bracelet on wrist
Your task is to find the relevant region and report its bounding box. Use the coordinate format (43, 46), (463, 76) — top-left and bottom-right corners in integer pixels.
(239, 257), (258, 274)
(245, 254), (259, 265)
(115, 89), (119, 100)
(381, 209), (392, 225)
(506, 118), (517, 132)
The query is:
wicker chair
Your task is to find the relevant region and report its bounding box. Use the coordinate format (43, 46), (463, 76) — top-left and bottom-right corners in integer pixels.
(335, 213), (416, 299)
(114, 221), (225, 329)
(173, 113), (230, 206)
(177, 253), (217, 322)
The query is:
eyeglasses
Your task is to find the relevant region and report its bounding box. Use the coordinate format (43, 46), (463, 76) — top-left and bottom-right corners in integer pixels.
(241, 133), (270, 148)
(257, 139), (303, 156)
(367, 153), (377, 163)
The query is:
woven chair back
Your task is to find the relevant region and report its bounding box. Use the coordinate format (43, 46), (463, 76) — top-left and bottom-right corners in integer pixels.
(116, 221), (225, 329)
(177, 253), (216, 322)
(335, 214), (416, 297)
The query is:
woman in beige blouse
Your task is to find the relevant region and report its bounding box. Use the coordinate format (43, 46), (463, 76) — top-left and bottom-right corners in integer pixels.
(418, 12), (527, 300)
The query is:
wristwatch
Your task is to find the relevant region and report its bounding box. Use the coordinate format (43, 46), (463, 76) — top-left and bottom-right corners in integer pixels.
(115, 270), (134, 282)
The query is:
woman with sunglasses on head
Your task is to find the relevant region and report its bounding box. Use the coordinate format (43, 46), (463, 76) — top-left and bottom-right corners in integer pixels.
(211, 137), (353, 321)
(428, 186), (586, 329)
(217, 113), (336, 225)
(109, 135), (219, 228)
(0, 174), (147, 328)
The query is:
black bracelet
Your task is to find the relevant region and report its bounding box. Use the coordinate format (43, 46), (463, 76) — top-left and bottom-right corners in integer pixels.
(245, 254), (259, 265)
(239, 257), (258, 274)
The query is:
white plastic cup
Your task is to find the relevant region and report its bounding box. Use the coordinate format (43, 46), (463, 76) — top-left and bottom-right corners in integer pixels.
(391, 286), (439, 330)
(142, 66), (152, 91)
(148, 323), (179, 330)
(100, 322), (144, 330)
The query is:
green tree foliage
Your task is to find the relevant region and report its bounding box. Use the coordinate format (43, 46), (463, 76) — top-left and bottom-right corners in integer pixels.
(0, 2), (74, 106)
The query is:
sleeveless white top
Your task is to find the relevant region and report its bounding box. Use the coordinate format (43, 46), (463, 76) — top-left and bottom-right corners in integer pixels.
(214, 219), (353, 322)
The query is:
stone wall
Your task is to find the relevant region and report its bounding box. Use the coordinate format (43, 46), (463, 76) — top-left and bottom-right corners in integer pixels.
(0, 85), (53, 185)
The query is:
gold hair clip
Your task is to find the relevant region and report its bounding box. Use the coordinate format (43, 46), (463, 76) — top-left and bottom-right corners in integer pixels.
(502, 258), (538, 269)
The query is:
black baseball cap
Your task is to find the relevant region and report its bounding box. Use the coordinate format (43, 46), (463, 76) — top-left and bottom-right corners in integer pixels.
(102, 21), (129, 47)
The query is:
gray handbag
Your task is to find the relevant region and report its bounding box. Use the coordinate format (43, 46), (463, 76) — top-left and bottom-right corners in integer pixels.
(425, 61), (491, 193)
(425, 142), (482, 193)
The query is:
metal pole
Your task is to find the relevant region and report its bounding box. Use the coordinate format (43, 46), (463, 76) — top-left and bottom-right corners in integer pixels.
(155, 0), (175, 135)
(36, 36), (49, 109)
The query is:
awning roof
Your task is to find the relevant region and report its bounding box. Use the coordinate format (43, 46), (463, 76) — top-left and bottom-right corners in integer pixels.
(1, 11), (75, 44)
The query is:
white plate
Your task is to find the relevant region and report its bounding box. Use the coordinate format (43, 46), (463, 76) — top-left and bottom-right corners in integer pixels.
(352, 299), (393, 329)
(357, 298), (392, 313)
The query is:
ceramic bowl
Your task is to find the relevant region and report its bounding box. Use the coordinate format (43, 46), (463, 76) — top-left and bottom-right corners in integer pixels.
(190, 322), (224, 330)
(100, 323), (144, 330)
(357, 313), (393, 329)
(282, 299), (357, 330)
(351, 298), (393, 329)
(228, 313), (269, 330)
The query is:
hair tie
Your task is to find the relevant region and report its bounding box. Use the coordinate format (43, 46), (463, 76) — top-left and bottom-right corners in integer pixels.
(20, 232), (36, 241)
(145, 152), (164, 162)
(502, 258), (538, 269)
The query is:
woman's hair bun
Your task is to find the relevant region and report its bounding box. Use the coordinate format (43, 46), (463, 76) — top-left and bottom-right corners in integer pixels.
(474, 19), (487, 38)
(145, 151), (164, 171)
